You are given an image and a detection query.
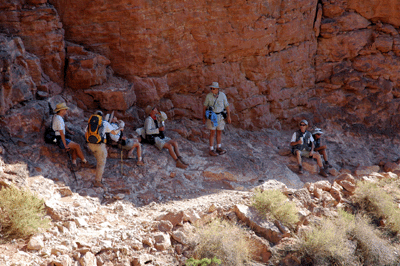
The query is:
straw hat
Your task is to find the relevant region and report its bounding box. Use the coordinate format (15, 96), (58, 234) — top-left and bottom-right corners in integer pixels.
(54, 103), (69, 113)
(145, 105), (156, 116)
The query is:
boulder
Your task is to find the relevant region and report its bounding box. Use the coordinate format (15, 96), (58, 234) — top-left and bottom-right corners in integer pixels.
(234, 204), (289, 244)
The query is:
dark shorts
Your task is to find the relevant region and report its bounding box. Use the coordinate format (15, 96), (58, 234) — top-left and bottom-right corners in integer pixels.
(58, 138), (71, 149)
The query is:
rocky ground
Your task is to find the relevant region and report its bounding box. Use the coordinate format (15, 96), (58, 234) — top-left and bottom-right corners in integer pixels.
(1, 114), (400, 265)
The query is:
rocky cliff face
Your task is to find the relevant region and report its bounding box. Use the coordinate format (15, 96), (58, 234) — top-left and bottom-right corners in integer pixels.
(1, 0), (400, 132)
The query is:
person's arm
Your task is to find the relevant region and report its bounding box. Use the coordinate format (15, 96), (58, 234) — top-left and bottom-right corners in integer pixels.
(226, 106), (231, 124)
(144, 117), (159, 135)
(203, 106), (207, 124)
(314, 145), (327, 151)
(290, 133), (301, 146)
(309, 135), (315, 155)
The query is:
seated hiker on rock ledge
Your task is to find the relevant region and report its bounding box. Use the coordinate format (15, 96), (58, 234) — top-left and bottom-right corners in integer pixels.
(142, 105), (189, 169)
(312, 128), (332, 169)
(106, 113), (144, 166)
(52, 102), (91, 169)
(290, 119), (328, 177)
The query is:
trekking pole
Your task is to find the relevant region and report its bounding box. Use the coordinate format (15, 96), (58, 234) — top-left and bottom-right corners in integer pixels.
(66, 151), (77, 182)
(121, 150), (123, 176)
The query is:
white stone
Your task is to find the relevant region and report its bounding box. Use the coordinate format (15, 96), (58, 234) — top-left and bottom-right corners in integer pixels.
(27, 235), (44, 251)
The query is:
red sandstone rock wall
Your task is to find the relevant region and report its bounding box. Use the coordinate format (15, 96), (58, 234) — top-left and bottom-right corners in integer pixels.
(315, 0), (400, 134)
(0, 0), (65, 86)
(1, 0), (400, 133)
(49, 0), (319, 129)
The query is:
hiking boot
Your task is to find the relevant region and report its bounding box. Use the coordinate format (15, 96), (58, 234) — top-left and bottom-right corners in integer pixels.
(178, 156), (189, 165)
(137, 160), (145, 166)
(298, 165), (303, 174)
(319, 168), (328, 177)
(93, 181), (104, 187)
(71, 164), (80, 172)
(81, 161), (95, 169)
(324, 161), (333, 168)
(176, 160), (188, 169)
(209, 150), (218, 156)
(216, 148), (226, 155)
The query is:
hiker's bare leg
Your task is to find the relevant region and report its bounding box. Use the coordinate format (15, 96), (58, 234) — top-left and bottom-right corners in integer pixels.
(295, 150), (302, 165)
(319, 149), (328, 161)
(209, 130), (216, 148)
(170, 140), (181, 157)
(216, 130), (222, 146)
(164, 143), (178, 160)
(127, 142), (142, 159)
(68, 141), (85, 161)
(313, 153), (323, 168)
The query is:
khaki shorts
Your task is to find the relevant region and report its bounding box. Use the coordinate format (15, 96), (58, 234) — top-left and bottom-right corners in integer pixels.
(206, 115), (225, 131)
(155, 136), (171, 150)
(293, 149), (312, 158)
(121, 138), (139, 150)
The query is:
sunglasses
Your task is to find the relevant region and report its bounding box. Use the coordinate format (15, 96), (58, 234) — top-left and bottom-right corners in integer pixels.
(300, 124), (306, 126)
(211, 87), (218, 90)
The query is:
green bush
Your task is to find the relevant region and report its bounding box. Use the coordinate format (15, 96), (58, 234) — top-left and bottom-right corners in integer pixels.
(352, 181), (400, 233)
(0, 185), (50, 240)
(193, 219), (251, 266)
(252, 189), (299, 227)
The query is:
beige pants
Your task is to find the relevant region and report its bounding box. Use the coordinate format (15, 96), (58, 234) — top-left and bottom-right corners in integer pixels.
(88, 143), (107, 182)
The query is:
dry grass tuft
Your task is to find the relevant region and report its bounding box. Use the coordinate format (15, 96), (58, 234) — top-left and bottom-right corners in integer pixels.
(193, 219), (252, 266)
(252, 189), (299, 227)
(0, 185), (50, 240)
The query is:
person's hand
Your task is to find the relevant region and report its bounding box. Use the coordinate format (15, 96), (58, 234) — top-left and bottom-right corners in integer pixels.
(227, 117), (232, 124)
(159, 126), (165, 131)
(64, 147), (70, 152)
(309, 151), (314, 157)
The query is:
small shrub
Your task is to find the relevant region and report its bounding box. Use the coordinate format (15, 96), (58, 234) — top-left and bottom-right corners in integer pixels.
(351, 215), (399, 265)
(252, 189), (299, 227)
(0, 185), (50, 240)
(193, 219), (251, 266)
(352, 181), (400, 234)
(185, 257), (221, 266)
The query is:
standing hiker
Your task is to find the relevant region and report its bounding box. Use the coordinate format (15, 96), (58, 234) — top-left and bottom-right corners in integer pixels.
(203, 82), (231, 156)
(85, 110), (122, 187)
(52, 103), (89, 169)
(290, 119), (328, 177)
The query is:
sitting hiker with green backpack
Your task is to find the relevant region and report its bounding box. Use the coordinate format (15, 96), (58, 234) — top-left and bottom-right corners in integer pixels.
(85, 110), (122, 187)
(52, 103), (90, 169)
(106, 113), (144, 166)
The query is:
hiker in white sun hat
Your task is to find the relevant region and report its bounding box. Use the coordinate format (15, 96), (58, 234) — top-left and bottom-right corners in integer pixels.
(312, 127), (332, 169)
(203, 81), (231, 156)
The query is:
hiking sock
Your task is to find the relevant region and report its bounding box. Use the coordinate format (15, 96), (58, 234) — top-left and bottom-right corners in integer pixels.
(138, 157), (142, 161)
(72, 159), (77, 165)
(82, 159), (87, 164)
(217, 144), (221, 148)
(210, 146), (214, 151)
